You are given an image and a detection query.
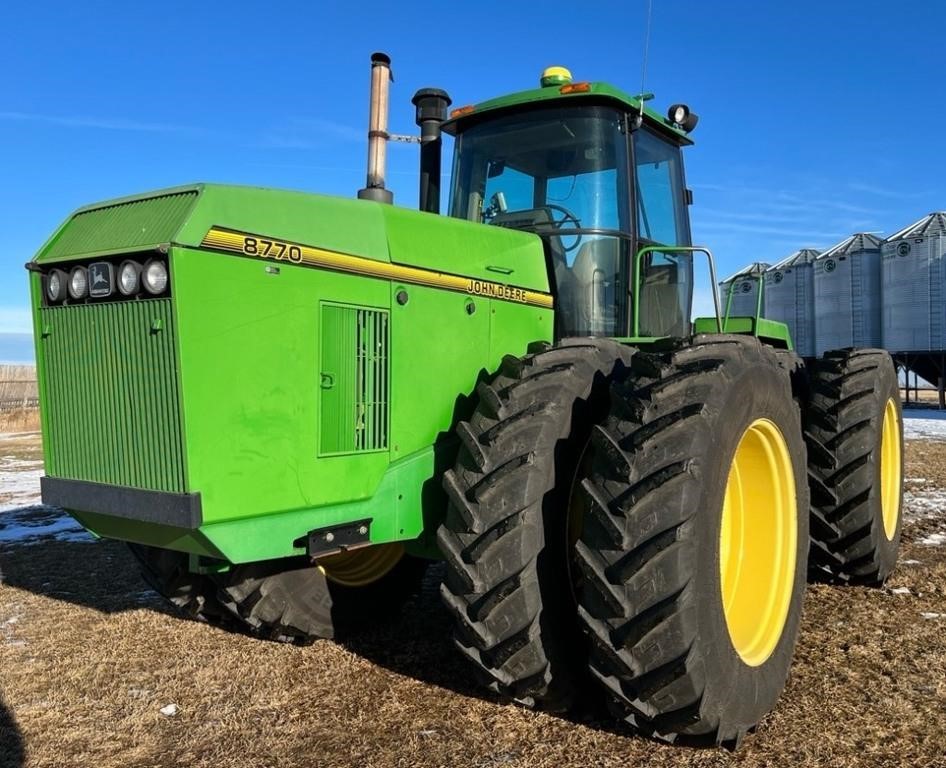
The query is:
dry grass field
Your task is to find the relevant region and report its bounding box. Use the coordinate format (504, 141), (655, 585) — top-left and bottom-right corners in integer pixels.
(0, 367), (38, 434)
(1, 434), (945, 768)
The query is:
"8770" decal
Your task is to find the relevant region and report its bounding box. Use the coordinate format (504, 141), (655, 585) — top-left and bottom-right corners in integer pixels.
(241, 236), (303, 263)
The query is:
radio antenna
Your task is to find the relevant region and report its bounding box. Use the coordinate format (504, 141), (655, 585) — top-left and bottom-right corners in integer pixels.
(638, 0), (653, 120)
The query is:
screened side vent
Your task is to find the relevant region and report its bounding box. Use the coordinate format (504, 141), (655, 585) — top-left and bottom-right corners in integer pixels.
(319, 304), (390, 455)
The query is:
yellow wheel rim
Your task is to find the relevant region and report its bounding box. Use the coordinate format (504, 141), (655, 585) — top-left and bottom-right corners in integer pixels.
(316, 543), (404, 587)
(880, 398), (902, 541)
(720, 418), (797, 667)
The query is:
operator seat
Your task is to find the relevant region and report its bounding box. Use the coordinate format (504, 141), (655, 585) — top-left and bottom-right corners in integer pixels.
(570, 239), (688, 337)
(571, 238), (621, 335)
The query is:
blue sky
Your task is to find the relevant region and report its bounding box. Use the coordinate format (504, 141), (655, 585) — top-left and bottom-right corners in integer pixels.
(2, 0), (944, 361)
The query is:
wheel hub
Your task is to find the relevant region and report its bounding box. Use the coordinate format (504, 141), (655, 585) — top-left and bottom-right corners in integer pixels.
(316, 543), (404, 587)
(880, 397), (902, 541)
(719, 418), (797, 667)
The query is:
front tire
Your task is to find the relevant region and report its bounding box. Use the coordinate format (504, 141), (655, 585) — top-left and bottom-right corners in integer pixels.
(128, 543), (233, 629)
(576, 335), (809, 746)
(211, 545), (428, 642)
(132, 543), (427, 643)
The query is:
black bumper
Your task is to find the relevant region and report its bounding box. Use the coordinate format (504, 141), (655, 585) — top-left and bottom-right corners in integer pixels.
(40, 477), (202, 529)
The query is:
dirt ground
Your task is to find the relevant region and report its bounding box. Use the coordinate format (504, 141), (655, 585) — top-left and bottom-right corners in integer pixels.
(1, 438), (945, 768)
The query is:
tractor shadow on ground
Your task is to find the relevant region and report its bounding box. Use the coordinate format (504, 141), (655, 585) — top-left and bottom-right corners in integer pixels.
(0, 524), (176, 618)
(337, 562), (635, 738)
(0, 694), (25, 768)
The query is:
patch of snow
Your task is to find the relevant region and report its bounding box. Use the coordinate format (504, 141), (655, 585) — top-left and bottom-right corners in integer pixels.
(0, 465), (44, 512)
(903, 409), (946, 440)
(902, 559), (923, 565)
(890, 586), (912, 595)
(0, 445), (93, 545)
(0, 432), (40, 441)
(0, 506), (91, 545)
(918, 532), (946, 547)
(921, 612), (943, 620)
(903, 489), (946, 524)
(159, 703), (179, 717)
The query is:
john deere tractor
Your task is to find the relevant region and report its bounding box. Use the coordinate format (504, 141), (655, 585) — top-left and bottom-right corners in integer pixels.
(26, 55), (903, 746)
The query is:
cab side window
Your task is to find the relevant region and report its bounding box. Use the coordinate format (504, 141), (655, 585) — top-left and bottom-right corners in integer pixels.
(634, 129), (689, 246)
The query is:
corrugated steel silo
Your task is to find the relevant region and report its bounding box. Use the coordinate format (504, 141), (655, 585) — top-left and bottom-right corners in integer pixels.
(881, 212), (946, 353)
(719, 262), (769, 319)
(813, 233), (883, 355)
(763, 249), (821, 357)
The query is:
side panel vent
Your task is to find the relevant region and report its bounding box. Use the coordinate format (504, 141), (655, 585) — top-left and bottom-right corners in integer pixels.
(320, 304), (390, 455)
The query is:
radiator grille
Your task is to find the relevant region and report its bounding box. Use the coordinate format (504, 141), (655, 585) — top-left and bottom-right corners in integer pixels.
(39, 299), (186, 492)
(45, 191), (197, 260)
(320, 304), (390, 455)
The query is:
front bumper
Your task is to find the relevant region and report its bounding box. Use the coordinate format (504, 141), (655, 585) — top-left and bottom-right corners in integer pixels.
(41, 477), (202, 528)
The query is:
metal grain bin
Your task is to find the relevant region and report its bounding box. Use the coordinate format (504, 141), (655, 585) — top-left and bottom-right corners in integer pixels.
(813, 233), (884, 355)
(881, 212), (946, 353)
(719, 262), (769, 319)
(764, 249), (821, 357)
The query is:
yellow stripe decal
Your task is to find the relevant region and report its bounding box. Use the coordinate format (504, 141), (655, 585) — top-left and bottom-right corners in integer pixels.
(200, 227), (554, 309)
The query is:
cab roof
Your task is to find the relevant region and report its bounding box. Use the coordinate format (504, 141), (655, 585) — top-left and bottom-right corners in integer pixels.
(441, 80), (694, 146)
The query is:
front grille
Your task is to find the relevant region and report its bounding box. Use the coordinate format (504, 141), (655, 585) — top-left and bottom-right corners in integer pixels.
(39, 299), (186, 492)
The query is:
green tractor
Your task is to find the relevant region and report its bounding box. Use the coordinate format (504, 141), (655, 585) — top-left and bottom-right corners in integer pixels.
(26, 55), (903, 746)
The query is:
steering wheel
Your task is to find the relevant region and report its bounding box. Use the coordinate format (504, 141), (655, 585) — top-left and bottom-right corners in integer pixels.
(545, 203), (582, 252)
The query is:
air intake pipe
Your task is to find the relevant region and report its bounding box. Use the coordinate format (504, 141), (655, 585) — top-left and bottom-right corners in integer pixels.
(412, 88), (451, 214)
(357, 52), (394, 204)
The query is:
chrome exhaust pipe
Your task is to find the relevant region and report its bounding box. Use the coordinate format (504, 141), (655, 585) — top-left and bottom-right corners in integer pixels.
(357, 52), (394, 204)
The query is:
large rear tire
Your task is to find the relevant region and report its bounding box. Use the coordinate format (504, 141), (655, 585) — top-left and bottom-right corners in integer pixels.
(437, 340), (634, 711)
(576, 335), (809, 746)
(804, 349), (903, 585)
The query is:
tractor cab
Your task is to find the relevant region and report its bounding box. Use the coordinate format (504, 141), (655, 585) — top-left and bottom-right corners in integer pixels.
(443, 68), (697, 340)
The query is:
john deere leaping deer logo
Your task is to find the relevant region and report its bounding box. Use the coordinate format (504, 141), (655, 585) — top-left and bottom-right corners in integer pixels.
(89, 263), (112, 297)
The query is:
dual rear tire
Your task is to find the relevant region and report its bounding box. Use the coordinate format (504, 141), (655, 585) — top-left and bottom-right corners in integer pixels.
(439, 335), (810, 743)
(804, 349), (903, 584)
(440, 337), (903, 745)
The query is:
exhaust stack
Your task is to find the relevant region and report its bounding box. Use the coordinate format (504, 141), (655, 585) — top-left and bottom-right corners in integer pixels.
(357, 52), (394, 204)
(413, 88), (452, 215)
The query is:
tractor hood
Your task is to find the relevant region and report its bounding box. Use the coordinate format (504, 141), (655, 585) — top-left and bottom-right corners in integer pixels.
(31, 183), (550, 293)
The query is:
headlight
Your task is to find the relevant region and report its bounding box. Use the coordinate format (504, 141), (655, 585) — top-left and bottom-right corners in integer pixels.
(46, 269), (67, 303)
(669, 104), (688, 124)
(118, 260), (141, 296)
(142, 259), (169, 295)
(68, 266), (89, 299)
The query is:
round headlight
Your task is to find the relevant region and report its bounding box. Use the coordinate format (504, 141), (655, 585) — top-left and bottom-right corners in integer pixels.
(68, 266), (89, 299)
(669, 103), (689, 124)
(46, 269), (67, 303)
(118, 260), (141, 296)
(143, 259), (169, 295)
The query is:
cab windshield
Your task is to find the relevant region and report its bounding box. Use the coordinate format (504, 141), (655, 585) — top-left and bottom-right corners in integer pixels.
(449, 104), (691, 339)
